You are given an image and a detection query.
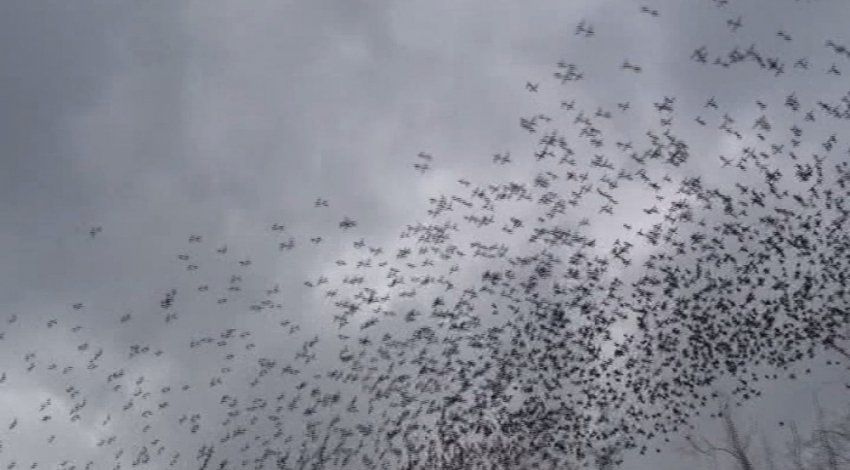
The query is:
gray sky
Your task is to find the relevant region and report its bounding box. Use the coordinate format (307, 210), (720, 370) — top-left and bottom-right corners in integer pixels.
(2, 0), (850, 469)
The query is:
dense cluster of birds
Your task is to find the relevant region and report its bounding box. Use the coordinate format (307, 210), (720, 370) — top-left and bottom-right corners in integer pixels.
(4, 1), (850, 469)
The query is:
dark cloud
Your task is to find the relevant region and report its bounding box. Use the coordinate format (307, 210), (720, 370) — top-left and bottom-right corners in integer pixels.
(2, 0), (850, 469)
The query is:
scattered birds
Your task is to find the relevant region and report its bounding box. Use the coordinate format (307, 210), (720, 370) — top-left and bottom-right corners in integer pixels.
(9, 2), (850, 470)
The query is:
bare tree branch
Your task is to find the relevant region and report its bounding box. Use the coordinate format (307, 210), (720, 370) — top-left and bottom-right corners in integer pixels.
(788, 421), (807, 470)
(762, 431), (777, 470)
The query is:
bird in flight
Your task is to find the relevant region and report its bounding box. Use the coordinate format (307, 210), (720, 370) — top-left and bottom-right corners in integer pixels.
(727, 16), (742, 31)
(493, 152), (511, 165)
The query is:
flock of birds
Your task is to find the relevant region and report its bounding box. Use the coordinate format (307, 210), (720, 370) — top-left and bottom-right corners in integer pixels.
(5, 1), (850, 469)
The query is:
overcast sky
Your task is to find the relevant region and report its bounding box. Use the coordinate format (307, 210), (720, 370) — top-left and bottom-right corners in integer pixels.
(2, 0), (850, 469)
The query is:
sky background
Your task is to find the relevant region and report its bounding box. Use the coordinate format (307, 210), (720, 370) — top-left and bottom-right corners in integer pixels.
(2, 0), (850, 469)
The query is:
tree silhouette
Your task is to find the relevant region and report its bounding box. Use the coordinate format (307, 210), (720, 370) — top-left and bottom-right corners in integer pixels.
(677, 393), (850, 470)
